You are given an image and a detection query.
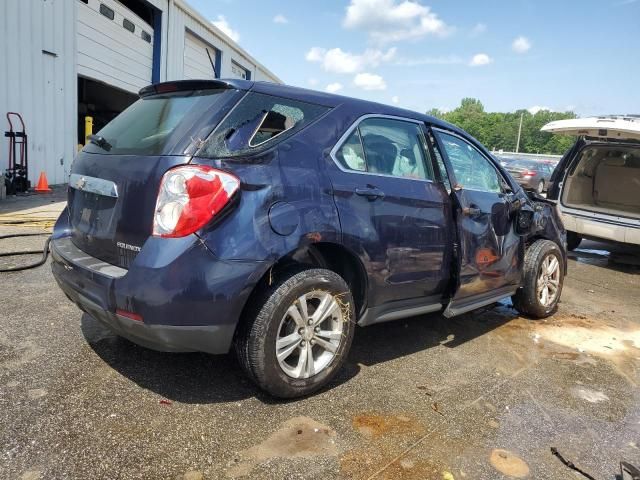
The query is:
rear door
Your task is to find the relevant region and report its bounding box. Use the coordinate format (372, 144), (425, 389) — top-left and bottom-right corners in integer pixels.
(431, 129), (522, 317)
(327, 115), (453, 311)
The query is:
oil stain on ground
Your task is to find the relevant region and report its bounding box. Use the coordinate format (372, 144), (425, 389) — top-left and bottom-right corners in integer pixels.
(489, 449), (530, 478)
(226, 416), (337, 478)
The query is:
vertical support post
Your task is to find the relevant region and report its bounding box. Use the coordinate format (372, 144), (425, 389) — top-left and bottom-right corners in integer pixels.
(84, 116), (93, 145)
(516, 112), (524, 153)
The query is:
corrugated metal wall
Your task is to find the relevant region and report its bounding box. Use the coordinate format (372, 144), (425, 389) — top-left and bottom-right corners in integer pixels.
(0, 0), (77, 185)
(0, 0), (280, 187)
(166, 0), (280, 84)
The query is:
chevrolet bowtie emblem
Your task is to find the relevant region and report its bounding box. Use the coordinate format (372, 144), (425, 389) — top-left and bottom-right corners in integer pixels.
(77, 177), (86, 190)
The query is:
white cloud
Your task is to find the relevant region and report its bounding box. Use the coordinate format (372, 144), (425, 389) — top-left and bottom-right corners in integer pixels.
(469, 53), (492, 66)
(470, 23), (487, 36)
(326, 82), (344, 93)
(353, 72), (387, 90)
(273, 14), (288, 24)
(307, 78), (319, 87)
(343, 0), (452, 44)
(512, 36), (531, 54)
(305, 47), (396, 74)
(391, 95), (400, 104)
(211, 15), (240, 42)
(395, 55), (463, 66)
(528, 105), (550, 114)
(305, 47), (326, 62)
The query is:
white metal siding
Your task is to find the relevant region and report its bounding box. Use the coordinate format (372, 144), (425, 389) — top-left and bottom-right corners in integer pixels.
(77, 0), (154, 93)
(0, 0), (280, 188)
(166, 1), (281, 84)
(183, 32), (216, 80)
(0, 0), (77, 185)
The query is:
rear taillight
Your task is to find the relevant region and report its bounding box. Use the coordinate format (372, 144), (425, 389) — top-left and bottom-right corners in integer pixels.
(522, 170), (536, 177)
(153, 165), (240, 238)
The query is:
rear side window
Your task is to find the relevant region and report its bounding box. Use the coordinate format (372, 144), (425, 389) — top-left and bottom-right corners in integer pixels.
(334, 117), (434, 180)
(199, 92), (328, 158)
(82, 89), (228, 155)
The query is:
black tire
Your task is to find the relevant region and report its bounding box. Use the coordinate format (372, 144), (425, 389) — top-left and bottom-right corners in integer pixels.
(566, 231), (582, 251)
(235, 268), (356, 398)
(536, 180), (545, 194)
(512, 239), (564, 319)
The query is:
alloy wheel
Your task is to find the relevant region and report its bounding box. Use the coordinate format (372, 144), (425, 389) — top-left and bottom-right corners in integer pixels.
(536, 254), (560, 307)
(276, 291), (345, 379)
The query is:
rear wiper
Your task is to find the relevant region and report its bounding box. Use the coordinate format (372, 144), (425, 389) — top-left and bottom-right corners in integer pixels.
(87, 134), (112, 152)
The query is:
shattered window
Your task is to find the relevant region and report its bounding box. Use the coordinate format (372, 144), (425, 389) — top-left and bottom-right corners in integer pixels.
(200, 92), (329, 158)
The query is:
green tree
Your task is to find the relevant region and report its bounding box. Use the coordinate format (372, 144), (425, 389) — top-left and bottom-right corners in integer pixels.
(426, 100), (577, 155)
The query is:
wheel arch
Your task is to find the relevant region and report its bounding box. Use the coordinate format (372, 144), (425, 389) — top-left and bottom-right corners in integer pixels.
(235, 242), (368, 335)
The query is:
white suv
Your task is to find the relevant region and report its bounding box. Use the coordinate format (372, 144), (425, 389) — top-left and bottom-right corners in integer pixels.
(543, 116), (640, 250)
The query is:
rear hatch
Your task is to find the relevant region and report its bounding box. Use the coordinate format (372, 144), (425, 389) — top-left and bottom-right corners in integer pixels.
(68, 81), (244, 268)
(542, 116), (640, 199)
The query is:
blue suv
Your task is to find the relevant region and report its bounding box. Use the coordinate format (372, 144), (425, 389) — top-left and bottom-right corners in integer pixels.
(52, 79), (566, 398)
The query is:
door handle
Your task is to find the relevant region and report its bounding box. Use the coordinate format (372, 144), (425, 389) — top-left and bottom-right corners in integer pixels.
(462, 205), (482, 217)
(355, 187), (385, 201)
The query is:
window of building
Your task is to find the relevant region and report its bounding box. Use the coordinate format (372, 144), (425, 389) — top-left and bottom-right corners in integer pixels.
(99, 4), (115, 20)
(231, 61), (251, 80)
(123, 19), (135, 33)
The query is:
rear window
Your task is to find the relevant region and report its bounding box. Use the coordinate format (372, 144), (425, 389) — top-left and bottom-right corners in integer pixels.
(199, 92), (329, 158)
(509, 160), (538, 169)
(83, 89), (228, 155)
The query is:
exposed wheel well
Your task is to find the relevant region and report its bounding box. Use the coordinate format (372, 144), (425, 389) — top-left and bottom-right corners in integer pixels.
(239, 243), (368, 327)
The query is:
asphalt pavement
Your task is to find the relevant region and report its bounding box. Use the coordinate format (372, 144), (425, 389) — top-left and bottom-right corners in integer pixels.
(1, 191), (639, 479)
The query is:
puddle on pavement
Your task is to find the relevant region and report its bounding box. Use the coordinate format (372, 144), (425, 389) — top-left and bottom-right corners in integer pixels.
(226, 416), (337, 478)
(489, 449), (530, 478)
(341, 413), (445, 480)
(352, 413), (424, 438)
(571, 387), (610, 403)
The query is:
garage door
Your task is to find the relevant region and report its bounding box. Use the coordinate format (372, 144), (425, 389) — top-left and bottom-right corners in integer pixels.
(183, 31), (217, 80)
(77, 0), (154, 93)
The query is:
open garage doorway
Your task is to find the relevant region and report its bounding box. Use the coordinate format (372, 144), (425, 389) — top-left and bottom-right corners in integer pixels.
(77, 76), (137, 146)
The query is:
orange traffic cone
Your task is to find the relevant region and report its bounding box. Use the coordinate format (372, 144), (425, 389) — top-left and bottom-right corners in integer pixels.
(34, 171), (52, 193)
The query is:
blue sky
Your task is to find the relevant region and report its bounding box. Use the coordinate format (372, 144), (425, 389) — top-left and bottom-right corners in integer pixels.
(188, 0), (639, 116)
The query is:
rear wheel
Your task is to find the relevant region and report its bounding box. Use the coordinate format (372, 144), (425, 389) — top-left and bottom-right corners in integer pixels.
(235, 268), (355, 398)
(566, 231), (582, 251)
(512, 239), (564, 318)
(536, 180), (545, 194)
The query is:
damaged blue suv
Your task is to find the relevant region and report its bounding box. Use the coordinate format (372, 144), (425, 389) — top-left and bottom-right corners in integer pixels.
(52, 79), (566, 398)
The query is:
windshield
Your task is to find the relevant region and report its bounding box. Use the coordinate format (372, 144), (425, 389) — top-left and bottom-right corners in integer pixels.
(82, 89), (229, 155)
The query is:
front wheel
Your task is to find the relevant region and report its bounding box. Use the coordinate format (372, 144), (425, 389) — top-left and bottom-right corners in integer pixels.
(235, 268), (355, 398)
(512, 240), (564, 318)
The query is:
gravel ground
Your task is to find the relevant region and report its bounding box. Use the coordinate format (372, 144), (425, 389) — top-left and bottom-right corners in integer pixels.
(1, 191), (639, 479)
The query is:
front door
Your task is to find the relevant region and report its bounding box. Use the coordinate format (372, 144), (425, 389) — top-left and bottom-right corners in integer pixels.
(432, 129), (522, 317)
(326, 116), (453, 311)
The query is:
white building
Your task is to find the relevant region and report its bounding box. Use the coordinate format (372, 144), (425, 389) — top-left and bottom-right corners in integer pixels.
(0, 0), (281, 185)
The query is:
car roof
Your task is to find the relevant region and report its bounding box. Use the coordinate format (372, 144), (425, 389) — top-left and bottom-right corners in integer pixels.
(140, 78), (463, 137)
(250, 80), (458, 130)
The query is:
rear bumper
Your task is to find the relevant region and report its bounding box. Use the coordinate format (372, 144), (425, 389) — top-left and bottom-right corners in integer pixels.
(560, 208), (640, 245)
(51, 235), (265, 354)
(57, 278), (236, 353)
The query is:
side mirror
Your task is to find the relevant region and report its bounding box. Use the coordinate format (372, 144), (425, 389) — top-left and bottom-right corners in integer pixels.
(515, 207), (535, 235)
